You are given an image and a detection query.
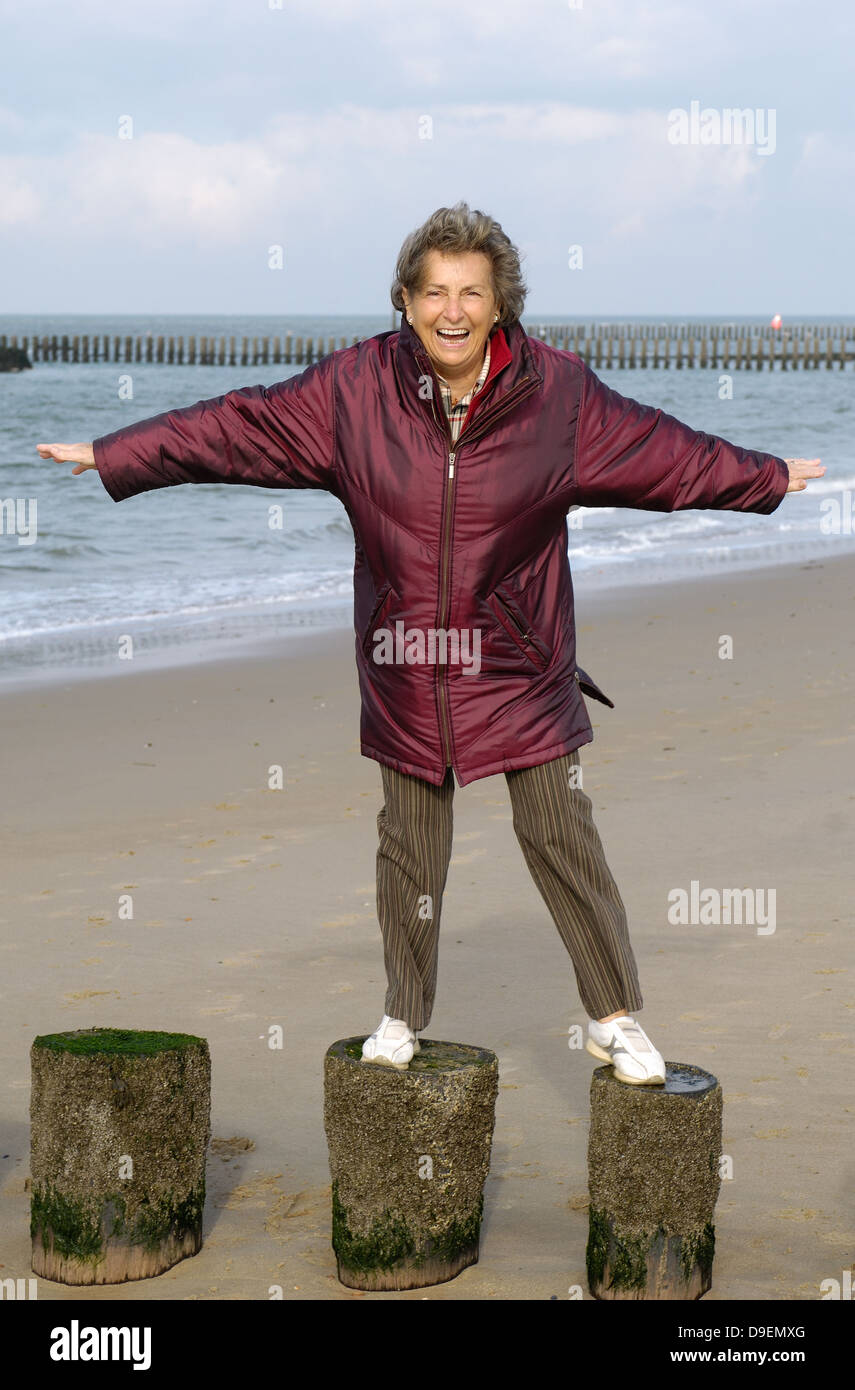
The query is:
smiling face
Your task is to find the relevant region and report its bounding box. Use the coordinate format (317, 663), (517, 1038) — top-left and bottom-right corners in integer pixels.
(402, 249), (499, 386)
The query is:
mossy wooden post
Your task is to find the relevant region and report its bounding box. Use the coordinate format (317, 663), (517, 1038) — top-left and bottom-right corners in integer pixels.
(30, 1028), (210, 1285)
(586, 1062), (722, 1300)
(324, 1037), (498, 1291)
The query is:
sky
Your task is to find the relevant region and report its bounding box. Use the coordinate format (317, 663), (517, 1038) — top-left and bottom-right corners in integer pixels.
(1, 0), (852, 316)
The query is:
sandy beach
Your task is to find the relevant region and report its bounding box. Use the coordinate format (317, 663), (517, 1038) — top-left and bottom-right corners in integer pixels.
(1, 551), (853, 1302)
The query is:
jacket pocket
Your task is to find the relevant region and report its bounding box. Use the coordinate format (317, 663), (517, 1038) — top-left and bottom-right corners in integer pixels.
(575, 665), (614, 708)
(362, 582), (395, 658)
(488, 586), (552, 671)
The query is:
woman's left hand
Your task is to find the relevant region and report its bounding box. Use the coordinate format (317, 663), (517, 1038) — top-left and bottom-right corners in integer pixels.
(784, 457), (824, 492)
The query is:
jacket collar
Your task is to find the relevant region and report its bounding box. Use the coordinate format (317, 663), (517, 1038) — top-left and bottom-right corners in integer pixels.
(395, 314), (533, 412)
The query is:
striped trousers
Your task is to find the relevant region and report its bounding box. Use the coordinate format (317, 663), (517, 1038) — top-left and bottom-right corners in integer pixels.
(375, 748), (643, 1030)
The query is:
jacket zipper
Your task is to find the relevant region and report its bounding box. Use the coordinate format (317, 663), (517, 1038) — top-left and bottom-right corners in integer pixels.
(417, 351), (539, 769)
(437, 446), (456, 764)
(414, 354), (456, 766)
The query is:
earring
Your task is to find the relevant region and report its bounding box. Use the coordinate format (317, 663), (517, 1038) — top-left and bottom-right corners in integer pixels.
(407, 317), (413, 324)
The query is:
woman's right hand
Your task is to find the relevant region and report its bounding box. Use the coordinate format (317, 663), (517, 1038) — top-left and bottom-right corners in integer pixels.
(36, 441), (96, 474)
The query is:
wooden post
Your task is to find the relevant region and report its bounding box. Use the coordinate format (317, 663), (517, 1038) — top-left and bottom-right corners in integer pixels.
(324, 1037), (498, 1291)
(30, 1028), (210, 1285)
(586, 1062), (722, 1300)
(0, 345), (32, 372)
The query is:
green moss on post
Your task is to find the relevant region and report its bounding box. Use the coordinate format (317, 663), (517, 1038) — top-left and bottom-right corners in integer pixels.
(33, 1027), (204, 1057)
(324, 1038), (498, 1290)
(679, 1220), (716, 1286)
(586, 1063), (723, 1300)
(331, 1180), (419, 1273)
(30, 1027), (211, 1285)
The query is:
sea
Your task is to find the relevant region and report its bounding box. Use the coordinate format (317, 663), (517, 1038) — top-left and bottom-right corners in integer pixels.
(1, 313), (852, 687)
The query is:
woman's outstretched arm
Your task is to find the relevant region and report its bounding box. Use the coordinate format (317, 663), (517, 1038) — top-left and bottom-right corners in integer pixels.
(571, 359), (824, 511)
(36, 354), (337, 500)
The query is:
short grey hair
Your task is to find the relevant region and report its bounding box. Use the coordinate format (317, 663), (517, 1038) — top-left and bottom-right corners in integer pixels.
(391, 201), (528, 328)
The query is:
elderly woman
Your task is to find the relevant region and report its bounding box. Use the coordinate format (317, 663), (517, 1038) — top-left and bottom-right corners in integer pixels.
(38, 202), (822, 1085)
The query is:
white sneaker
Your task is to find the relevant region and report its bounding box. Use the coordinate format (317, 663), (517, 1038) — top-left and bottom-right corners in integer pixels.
(585, 1015), (666, 1085)
(361, 1015), (420, 1069)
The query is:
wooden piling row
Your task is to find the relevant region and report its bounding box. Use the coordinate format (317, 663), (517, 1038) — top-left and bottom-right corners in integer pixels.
(1, 324), (851, 368)
(0, 333), (361, 367)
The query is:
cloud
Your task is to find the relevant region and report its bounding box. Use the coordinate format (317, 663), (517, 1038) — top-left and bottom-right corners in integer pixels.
(0, 158), (42, 226)
(0, 100), (778, 249)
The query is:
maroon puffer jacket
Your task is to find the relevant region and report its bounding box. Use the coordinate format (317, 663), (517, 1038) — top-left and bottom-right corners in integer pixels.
(93, 317), (790, 786)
